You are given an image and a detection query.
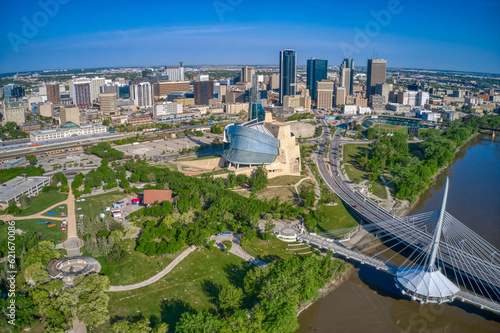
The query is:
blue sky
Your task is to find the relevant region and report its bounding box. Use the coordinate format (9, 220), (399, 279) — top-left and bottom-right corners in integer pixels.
(1, 0), (499, 74)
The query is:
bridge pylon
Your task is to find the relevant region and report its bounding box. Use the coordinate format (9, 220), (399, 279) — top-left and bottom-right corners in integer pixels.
(394, 177), (460, 304)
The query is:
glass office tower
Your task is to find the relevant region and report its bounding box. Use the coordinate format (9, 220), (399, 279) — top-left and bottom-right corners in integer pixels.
(279, 49), (296, 104)
(307, 59), (328, 101)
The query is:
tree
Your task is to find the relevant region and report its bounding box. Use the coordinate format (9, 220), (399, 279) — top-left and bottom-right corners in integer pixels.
(26, 154), (37, 165)
(366, 127), (377, 140)
(175, 311), (221, 333)
(250, 166), (268, 192)
(19, 194), (30, 209)
(103, 119), (110, 126)
(224, 242), (232, 252)
(73, 275), (110, 328)
(218, 284), (243, 313)
(24, 262), (50, 285)
(113, 318), (152, 333)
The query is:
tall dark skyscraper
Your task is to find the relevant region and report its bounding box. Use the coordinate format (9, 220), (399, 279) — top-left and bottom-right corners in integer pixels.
(279, 49), (296, 104)
(366, 59), (387, 100)
(306, 59), (328, 101)
(340, 58), (354, 96)
(194, 81), (214, 105)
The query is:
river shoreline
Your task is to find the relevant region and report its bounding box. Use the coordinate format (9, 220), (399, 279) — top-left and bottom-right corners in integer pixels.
(398, 131), (483, 217)
(297, 262), (354, 316)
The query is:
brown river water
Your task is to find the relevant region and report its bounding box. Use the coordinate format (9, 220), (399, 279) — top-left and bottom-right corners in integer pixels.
(297, 133), (500, 333)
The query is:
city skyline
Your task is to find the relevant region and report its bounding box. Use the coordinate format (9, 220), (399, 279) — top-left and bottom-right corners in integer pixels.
(0, 0), (499, 74)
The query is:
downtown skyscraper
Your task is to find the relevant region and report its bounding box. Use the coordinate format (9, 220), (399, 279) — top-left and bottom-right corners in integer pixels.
(340, 58), (354, 96)
(366, 59), (387, 100)
(307, 59), (328, 101)
(279, 49), (296, 104)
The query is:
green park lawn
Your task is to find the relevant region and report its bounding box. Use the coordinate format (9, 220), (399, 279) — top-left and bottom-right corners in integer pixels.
(267, 175), (305, 186)
(154, 162), (178, 171)
(100, 248), (248, 332)
(243, 235), (308, 262)
(96, 239), (175, 286)
(0, 219), (66, 244)
(342, 144), (387, 199)
(319, 203), (359, 232)
(42, 204), (68, 218)
(17, 191), (68, 216)
(76, 191), (127, 219)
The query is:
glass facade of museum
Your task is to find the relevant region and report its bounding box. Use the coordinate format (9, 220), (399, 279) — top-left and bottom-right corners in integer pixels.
(222, 124), (279, 165)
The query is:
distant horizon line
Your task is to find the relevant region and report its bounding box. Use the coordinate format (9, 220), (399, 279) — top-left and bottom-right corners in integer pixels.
(2, 64), (500, 77)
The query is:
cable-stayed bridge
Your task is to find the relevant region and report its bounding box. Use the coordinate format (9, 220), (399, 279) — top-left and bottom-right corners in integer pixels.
(304, 125), (500, 315)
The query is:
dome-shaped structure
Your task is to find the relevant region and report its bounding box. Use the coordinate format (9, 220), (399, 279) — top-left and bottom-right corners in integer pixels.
(60, 121), (80, 129)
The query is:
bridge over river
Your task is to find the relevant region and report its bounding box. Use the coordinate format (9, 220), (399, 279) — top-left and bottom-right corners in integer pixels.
(301, 121), (500, 315)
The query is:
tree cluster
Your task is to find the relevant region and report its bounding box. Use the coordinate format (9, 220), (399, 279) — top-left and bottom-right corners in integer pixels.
(84, 142), (124, 160)
(172, 254), (348, 333)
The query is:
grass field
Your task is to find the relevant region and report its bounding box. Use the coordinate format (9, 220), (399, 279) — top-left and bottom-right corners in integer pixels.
(94, 239), (175, 286)
(267, 175), (305, 186)
(319, 203), (358, 232)
(100, 248), (248, 332)
(372, 123), (408, 135)
(237, 186), (299, 204)
(154, 162), (178, 171)
(42, 204), (67, 218)
(342, 144), (387, 200)
(17, 191), (68, 217)
(76, 191), (127, 219)
(0, 219), (66, 244)
(243, 236), (310, 262)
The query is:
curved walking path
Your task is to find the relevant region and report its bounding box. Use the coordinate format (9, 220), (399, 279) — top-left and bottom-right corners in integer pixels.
(107, 246), (195, 292)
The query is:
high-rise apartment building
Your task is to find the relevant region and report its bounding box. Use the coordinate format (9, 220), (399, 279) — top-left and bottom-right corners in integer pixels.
(154, 102), (183, 118)
(164, 63), (185, 81)
(340, 58), (354, 96)
(46, 83), (61, 104)
(91, 77), (106, 102)
(99, 93), (118, 116)
(279, 49), (296, 104)
(132, 82), (153, 108)
(1, 100), (25, 125)
(269, 74), (279, 91)
(334, 86), (346, 106)
(60, 106), (80, 125)
(241, 66), (256, 83)
(317, 80), (334, 110)
(72, 80), (92, 109)
(194, 81), (214, 105)
(366, 59), (387, 100)
(306, 59), (328, 101)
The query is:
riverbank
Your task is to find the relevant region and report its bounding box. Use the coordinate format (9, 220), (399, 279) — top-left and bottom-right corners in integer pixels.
(297, 261), (354, 316)
(397, 131), (483, 217)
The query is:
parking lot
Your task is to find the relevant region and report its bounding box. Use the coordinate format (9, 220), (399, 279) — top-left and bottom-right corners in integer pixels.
(37, 151), (101, 172)
(114, 136), (218, 158)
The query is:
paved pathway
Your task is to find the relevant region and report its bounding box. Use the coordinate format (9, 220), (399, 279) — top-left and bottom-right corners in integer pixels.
(68, 316), (86, 333)
(108, 246), (195, 292)
(213, 234), (267, 267)
(5, 184), (83, 254)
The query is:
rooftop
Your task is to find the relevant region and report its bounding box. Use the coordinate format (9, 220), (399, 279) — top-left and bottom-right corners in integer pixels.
(0, 176), (50, 203)
(143, 190), (172, 205)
